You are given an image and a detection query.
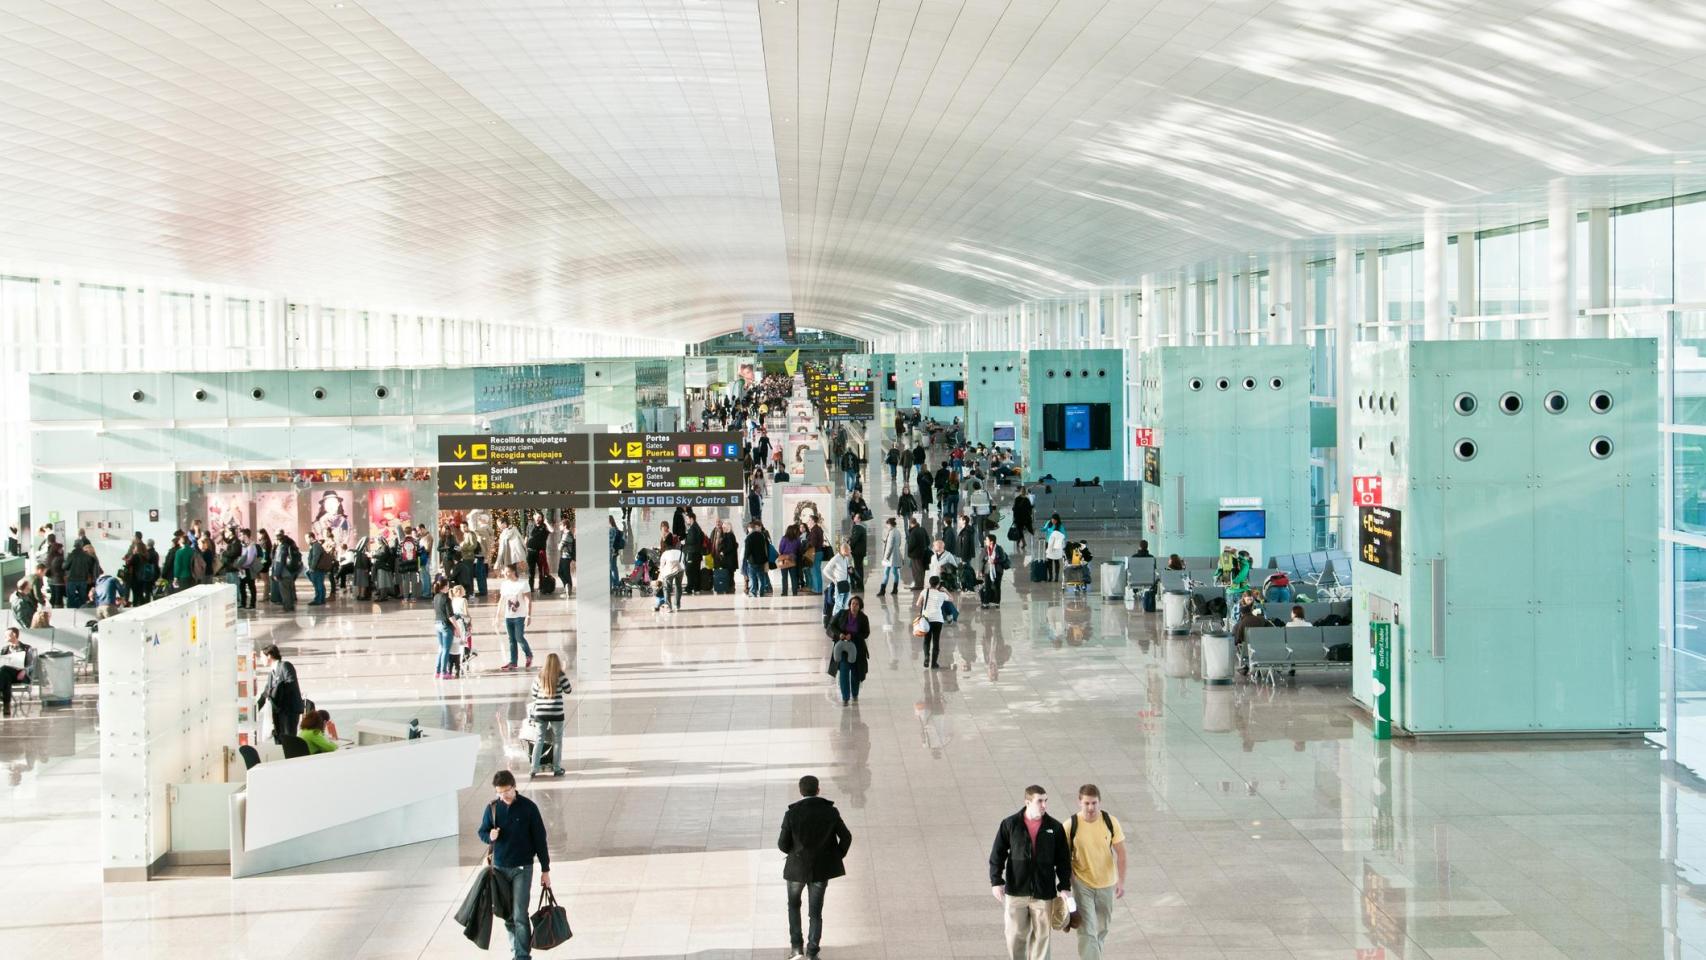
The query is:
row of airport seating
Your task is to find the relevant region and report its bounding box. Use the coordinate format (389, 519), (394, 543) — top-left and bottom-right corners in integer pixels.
(1027, 481), (1141, 522)
(1243, 625), (1355, 683)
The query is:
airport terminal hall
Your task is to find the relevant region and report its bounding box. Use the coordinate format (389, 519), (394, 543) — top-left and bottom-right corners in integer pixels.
(9, 2), (1706, 960)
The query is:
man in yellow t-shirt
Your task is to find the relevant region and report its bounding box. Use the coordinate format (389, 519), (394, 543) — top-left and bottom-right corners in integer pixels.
(1067, 784), (1126, 960)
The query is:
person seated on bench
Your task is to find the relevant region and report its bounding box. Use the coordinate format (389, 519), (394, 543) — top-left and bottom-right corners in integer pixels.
(1134, 540), (1153, 559)
(1165, 554), (1185, 571)
(1286, 605), (1311, 627)
(1233, 604), (1268, 646)
(1, 627), (30, 718)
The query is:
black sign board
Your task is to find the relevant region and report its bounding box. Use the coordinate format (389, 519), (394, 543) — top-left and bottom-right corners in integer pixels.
(593, 460), (742, 494)
(1142, 447), (1161, 486)
(822, 379), (874, 421)
(589, 490), (747, 509)
(591, 432), (742, 462)
(436, 462), (588, 495)
(1358, 505), (1402, 575)
(437, 433), (590, 465)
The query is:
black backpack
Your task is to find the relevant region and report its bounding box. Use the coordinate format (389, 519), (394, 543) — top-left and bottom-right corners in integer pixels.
(1067, 812), (1120, 856)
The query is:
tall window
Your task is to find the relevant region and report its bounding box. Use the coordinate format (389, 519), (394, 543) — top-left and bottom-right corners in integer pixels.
(1613, 199), (1673, 307)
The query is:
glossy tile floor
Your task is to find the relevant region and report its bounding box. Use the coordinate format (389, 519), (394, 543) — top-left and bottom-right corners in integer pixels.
(3, 511), (1704, 959)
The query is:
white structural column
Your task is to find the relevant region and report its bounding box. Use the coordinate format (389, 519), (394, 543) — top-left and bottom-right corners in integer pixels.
(1180, 279), (1197, 345)
(1423, 212), (1450, 341)
(1361, 246), (1381, 342)
(1139, 276), (1157, 348)
(1455, 232), (1477, 339)
(1271, 248), (1303, 345)
(1587, 207), (1611, 338)
(1086, 294), (1102, 350)
(1334, 237), (1357, 552)
(1547, 180), (1577, 339)
(1218, 266), (1238, 344)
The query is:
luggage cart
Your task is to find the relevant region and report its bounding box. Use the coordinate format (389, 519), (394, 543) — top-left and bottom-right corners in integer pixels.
(1062, 560), (1091, 596)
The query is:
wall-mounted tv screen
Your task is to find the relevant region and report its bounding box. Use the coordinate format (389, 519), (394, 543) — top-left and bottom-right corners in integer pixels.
(885, 371), (897, 390)
(1217, 509), (1267, 539)
(992, 425), (1016, 442)
(1041, 402), (1111, 450)
(930, 380), (965, 407)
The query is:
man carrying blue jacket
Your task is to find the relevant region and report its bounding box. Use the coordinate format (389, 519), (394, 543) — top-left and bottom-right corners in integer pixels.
(478, 770), (553, 960)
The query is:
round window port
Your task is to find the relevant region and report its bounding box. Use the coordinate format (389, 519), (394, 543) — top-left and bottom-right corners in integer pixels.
(1357, 394), (1365, 410)
(1390, 396), (1399, 415)
(1499, 392), (1523, 415)
(1215, 378), (1230, 391)
(1454, 438), (1478, 461)
(1389, 440), (1398, 457)
(251, 387), (265, 400)
(1188, 378), (1203, 391)
(1544, 391), (1567, 414)
(1241, 377), (1256, 390)
(1590, 436), (1614, 459)
(1064, 370), (1073, 378)
(1590, 390), (1613, 413)
(1097, 369), (1106, 378)
(312, 387), (327, 400)
(1047, 370), (1056, 378)
(130, 389), (144, 402)
(1453, 392), (1477, 415)
(1080, 370), (1089, 379)
(1357, 434), (1364, 451)
(193, 389), (208, 401)
(1377, 396), (1387, 413)
(1269, 377), (1283, 390)
(375, 386), (389, 399)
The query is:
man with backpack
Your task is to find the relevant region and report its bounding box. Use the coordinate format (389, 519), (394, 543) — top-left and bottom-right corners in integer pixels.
(1066, 785), (1126, 960)
(235, 529), (258, 609)
(397, 529), (421, 600)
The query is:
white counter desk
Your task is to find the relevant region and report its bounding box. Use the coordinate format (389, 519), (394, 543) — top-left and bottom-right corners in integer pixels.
(227, 719), (479, 878)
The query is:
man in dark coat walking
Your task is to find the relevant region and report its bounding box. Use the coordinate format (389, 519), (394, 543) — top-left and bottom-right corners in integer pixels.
(778, 774), (853, 960)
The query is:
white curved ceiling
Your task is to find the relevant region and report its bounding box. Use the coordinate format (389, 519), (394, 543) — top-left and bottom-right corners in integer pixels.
(0, 0), (1703, 342)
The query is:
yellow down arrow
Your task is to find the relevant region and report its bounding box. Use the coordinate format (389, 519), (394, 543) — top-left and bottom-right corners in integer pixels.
(608, 474), (622, 488)
(454, 445), (467, 459)
(454, 475), (468, 490)
(608, 442), (622, 458)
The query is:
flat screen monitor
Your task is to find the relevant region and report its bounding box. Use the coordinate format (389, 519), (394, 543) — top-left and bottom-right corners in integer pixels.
(885, 372), (897, 390)
(1217, 509), (1266, 539)
(1063, 403), (1092, 450)
(992, 425), (1016, 442)
(1041, 402), (1112, 450)
(930, 380), (965, 407)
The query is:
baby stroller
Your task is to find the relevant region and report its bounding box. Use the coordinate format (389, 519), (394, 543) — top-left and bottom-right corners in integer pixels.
(1062, 541), (1093, 596)
(448, 613), (477, 676)
(617, 549), (655, 599)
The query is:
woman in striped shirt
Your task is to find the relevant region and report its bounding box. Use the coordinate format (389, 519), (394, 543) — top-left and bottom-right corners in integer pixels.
(529, 652), (572, 778)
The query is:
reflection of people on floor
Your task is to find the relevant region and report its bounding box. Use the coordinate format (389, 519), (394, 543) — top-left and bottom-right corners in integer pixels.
(832, 708), (871, 809)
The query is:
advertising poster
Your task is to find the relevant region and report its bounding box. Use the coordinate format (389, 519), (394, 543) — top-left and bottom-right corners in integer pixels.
(310, 489), (355, 541)
(206, 493), (251, 535)
(255, 492), (299, 544)
(367, 488), (413, 533)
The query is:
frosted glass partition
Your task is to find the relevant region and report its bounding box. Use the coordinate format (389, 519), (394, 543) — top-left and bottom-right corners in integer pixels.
(98, 584), (239, 881)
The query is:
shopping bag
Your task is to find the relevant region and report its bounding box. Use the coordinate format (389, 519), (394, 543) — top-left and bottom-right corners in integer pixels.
(530, 888), (573, 950)
(911, 616), (930, 638)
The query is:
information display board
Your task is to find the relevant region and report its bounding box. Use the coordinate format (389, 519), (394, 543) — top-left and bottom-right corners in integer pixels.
(436, 432), (743, 509)
(1358, 505), (1402, 574)
(821, 379), (874, 421)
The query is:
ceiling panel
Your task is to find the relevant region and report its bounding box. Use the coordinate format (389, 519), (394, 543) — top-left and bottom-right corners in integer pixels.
(2, 0), (1706, 343)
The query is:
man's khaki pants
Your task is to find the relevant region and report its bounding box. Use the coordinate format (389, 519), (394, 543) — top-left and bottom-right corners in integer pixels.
(1003, 894), (1053, 960)
(1071, 879), (1116, 960)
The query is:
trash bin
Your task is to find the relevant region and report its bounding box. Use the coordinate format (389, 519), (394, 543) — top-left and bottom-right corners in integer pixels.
(1100, 562), (1125, 600)
(1162, 590), (1191, 635)
(36, 649), (75, 706)
(1200, 631), (1236, 686)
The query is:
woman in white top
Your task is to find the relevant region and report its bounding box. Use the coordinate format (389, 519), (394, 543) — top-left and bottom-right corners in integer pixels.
(655, 543), (685, 612)
(1045, 527), (1068, 582)
(495, 565), (532, 671)
(916, 575), (950, 669)
(823, 541), (853, 618)
(877, 517), (903, 598)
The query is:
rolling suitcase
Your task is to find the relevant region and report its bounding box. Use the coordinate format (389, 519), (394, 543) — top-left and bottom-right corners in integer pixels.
(713, 568), (734, 594)
(1030, 558), (1048, 582)
(539, 571), (556, 595)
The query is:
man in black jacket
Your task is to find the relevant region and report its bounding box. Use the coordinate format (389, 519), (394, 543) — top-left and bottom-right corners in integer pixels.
(526, 513), (550, 591)
(777, 775), (853, 960)
(682, 513), (705, 595)
(905, 517), (931, 592)
(478, 770), (552, 960)
(990, 784), (1071, 960)
(847, 522), (867, 591)
(255, 644), (303, 743)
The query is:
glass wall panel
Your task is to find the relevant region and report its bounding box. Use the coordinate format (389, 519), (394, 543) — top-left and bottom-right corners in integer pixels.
(1674, 543), (1706, 660)
(1614, 201), (1673, 307)
(1678, 198), (1706, 304)
(1676, 311), (1706, 425)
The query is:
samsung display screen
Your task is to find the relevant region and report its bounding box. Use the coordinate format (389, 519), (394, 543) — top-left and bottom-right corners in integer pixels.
(1217, 509), (1267, 539)
(992, 425), (1016, 442)
(1063, 403), (1092, 450)
(1041, 402), (1111, 450)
